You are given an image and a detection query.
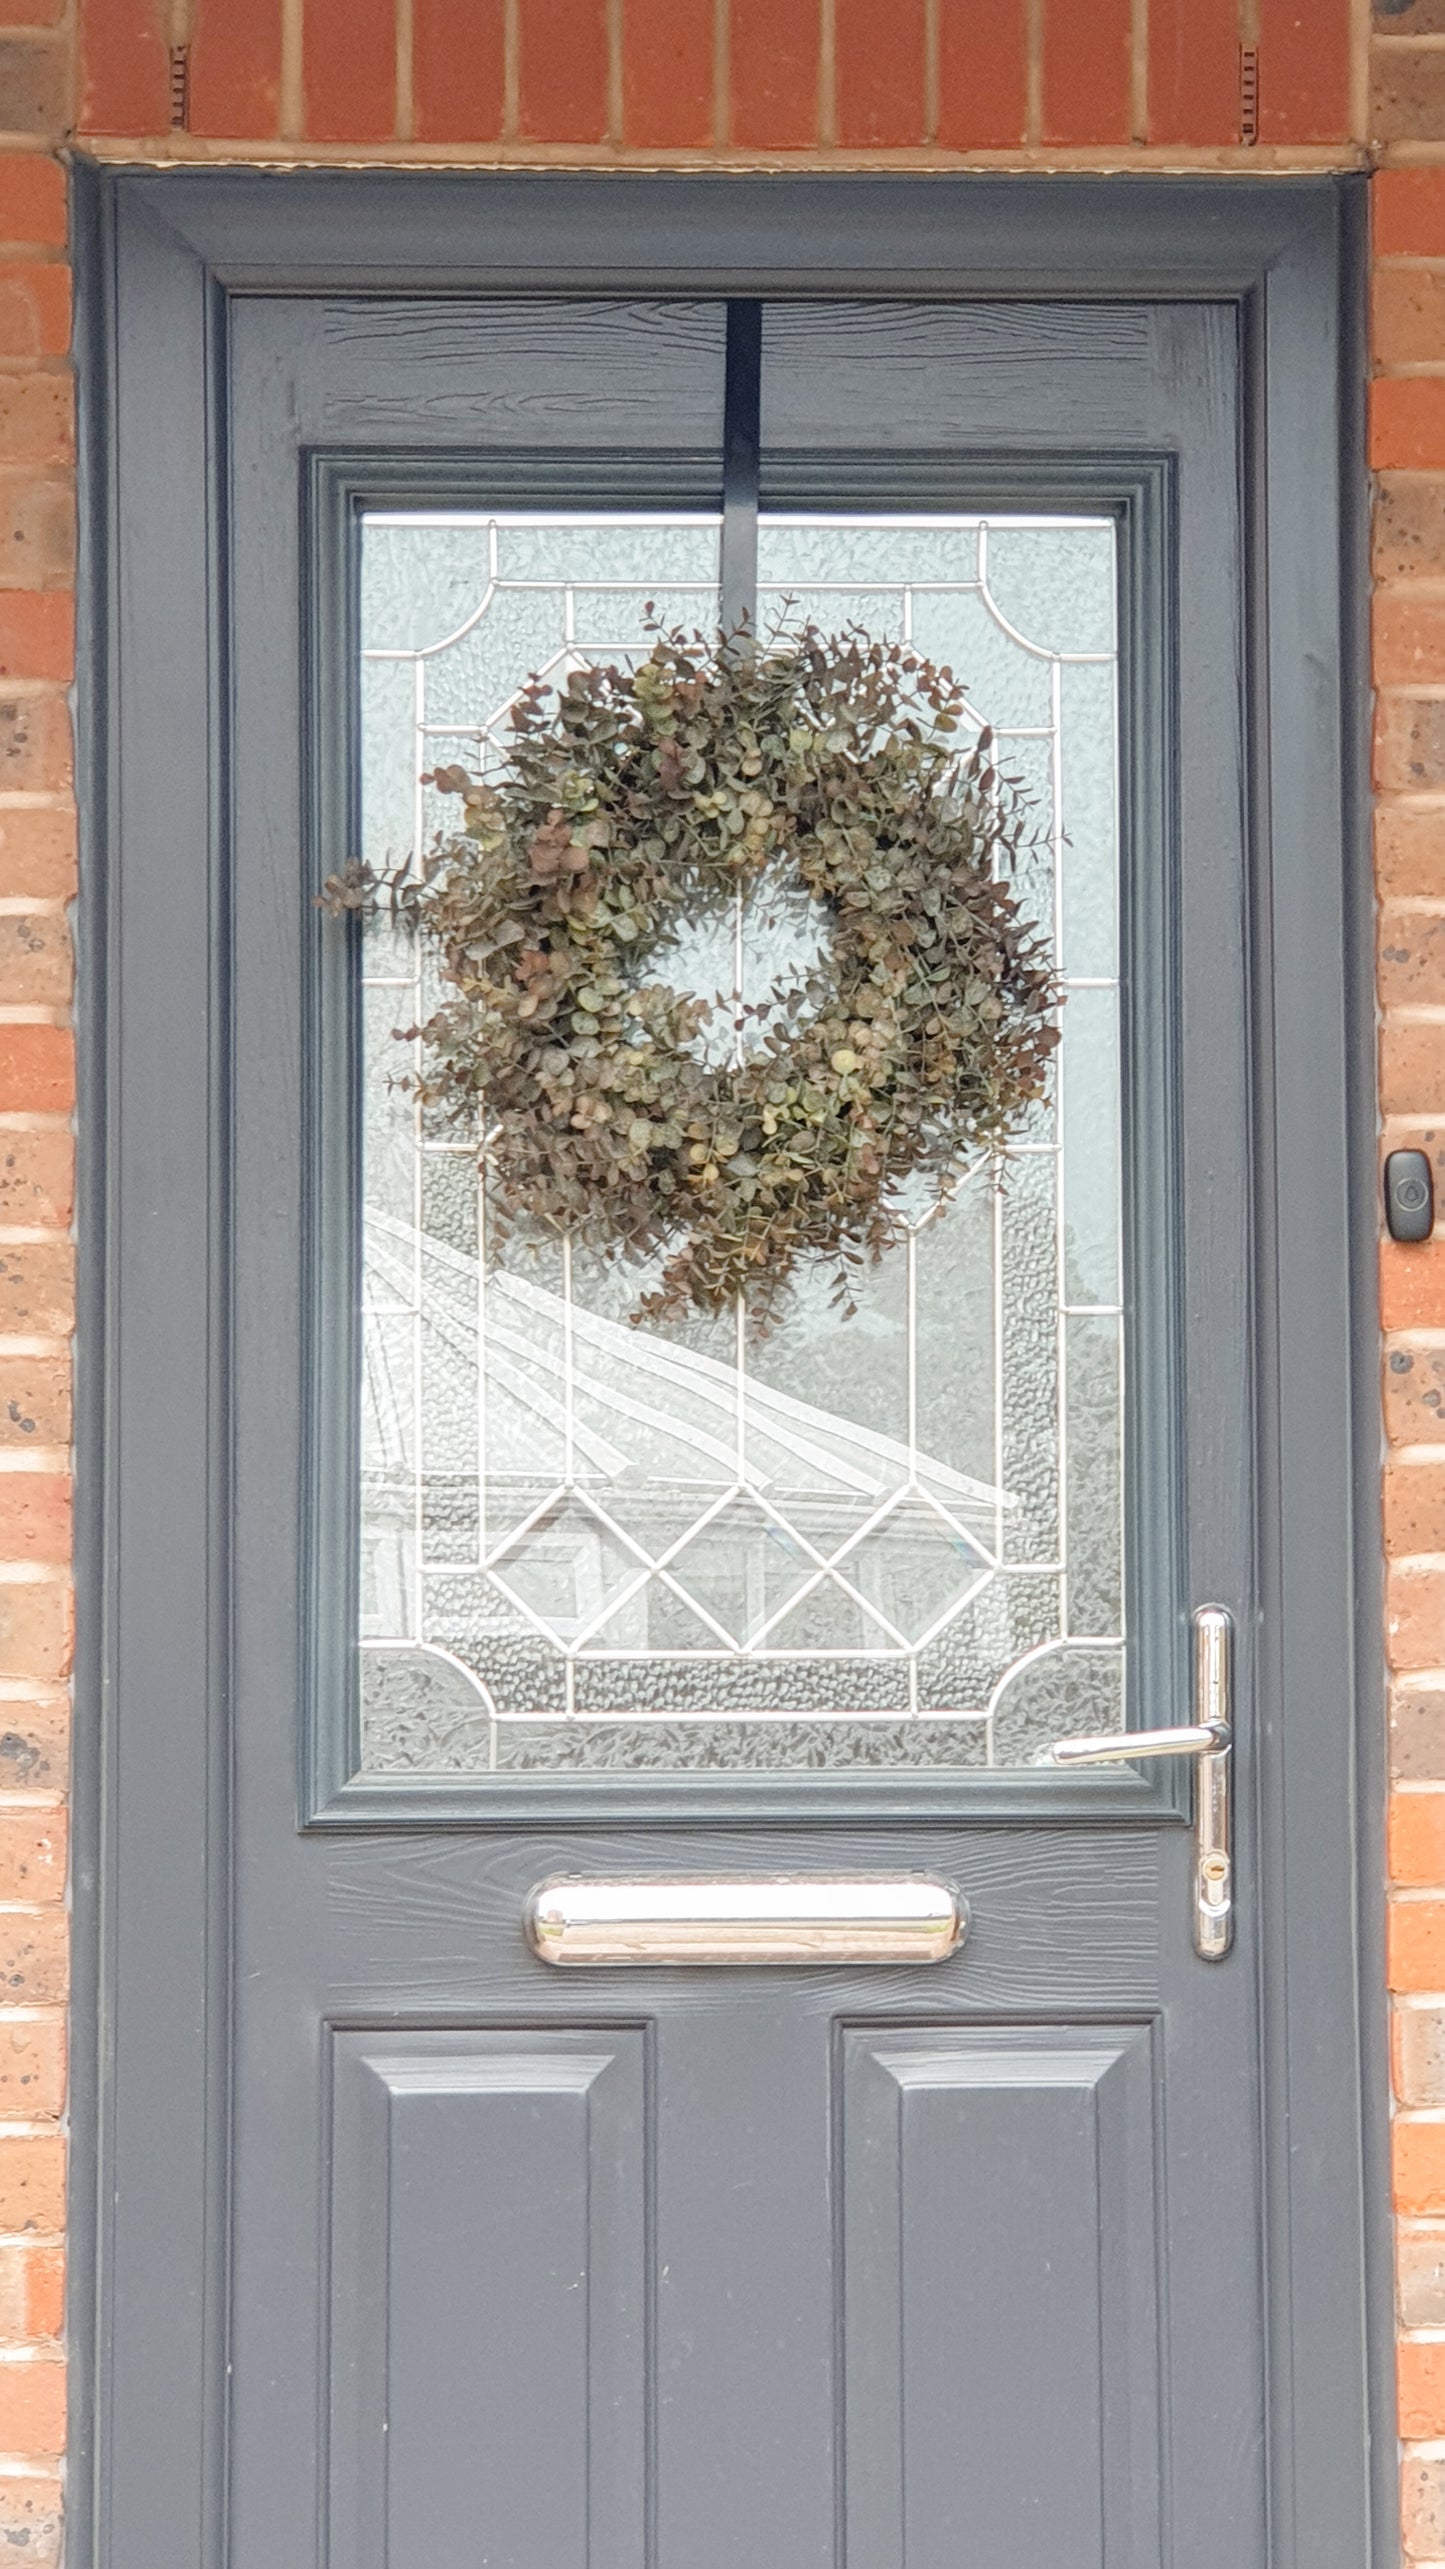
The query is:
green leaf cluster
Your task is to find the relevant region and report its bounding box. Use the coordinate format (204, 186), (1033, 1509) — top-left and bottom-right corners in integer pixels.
(322, 621), (1061, 1327)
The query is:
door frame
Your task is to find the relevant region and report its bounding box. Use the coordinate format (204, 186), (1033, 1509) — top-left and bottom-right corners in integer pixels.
(70, 167), (1387, 2565)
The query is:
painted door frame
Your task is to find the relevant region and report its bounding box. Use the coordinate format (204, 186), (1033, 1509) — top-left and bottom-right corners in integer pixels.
(70, 167), (1387, 2565)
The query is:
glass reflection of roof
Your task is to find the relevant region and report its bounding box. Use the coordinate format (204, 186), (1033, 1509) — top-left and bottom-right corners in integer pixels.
(363, 1209), (1010, 1523)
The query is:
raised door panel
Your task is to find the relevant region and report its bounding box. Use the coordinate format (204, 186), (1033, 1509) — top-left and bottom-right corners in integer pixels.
(327, 2027), (648, 2569)
(841, 2022), (1161, 2568)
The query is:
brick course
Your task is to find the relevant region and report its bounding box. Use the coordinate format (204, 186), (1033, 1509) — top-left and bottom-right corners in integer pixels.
(73, 0), (1365, 159)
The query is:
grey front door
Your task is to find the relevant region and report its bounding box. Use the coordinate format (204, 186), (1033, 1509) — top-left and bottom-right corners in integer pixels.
(86, 177), (1381, 2569)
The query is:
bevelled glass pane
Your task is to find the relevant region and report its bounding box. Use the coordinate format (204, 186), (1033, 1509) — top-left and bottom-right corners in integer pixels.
(353, 509), (1124, 1777)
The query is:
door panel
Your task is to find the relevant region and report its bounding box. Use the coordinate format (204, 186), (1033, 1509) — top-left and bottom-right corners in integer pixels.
(841, 2023), (1160, 2569)
(328, 2027), (648, 2569)
(86, 175), (1381, 2569)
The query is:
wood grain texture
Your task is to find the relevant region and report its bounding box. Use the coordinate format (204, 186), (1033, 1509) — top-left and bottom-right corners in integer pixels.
(320, 1826), (1164, 2012)
(760, 299), (1156, 450)
(316, 297), (727, 447)
(229, 263), (1266, 2569)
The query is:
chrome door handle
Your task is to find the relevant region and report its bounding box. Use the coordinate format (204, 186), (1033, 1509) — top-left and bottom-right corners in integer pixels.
(1035, 1607), (1234, 1960)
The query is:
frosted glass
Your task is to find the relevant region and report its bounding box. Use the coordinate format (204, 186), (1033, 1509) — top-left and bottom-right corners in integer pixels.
(906, 585), (1052, 732)
(421, 590), (569, 730)
(1061, 986), (1122, 1307)
(492, 1715), (990, 1774)
(999, 1148), (1060, 1564)
(1058, 661), (1119, 979)
(360, 658), (417, 868)
(757, 584), (904, 645)
(362, 524), (497, 656)
(493, 520), (719, 585)
(570, 1650), (911, 1716)
(917, 1571), (1061, 1711)
(990, 1641), (1124, 1766)
(353, 509), (1125, 1776)
(751, 521), (976, 586)
(982, 523), (1116, 657)
(571, 586), (723, 651)
(1065, 1314), (1124, 1635)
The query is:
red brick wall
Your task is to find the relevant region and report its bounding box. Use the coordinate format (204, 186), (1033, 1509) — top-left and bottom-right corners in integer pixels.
(0, 102), (69, 2568)
(0, 80), (68, 2548)
(74, 0), (1359, 156)
(1374, 141), (1445, 2556)
(0, 0), (1417, 2559)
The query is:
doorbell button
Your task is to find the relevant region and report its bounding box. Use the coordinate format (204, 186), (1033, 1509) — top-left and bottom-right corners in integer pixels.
(1386, 1148), (1436, 1244)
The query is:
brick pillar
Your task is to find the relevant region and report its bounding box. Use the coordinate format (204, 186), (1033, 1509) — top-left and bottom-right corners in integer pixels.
(1373, 150), (1445, 2555)
(0, 129), (71, 2569)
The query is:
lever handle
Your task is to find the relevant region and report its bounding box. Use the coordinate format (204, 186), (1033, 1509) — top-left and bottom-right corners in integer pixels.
(1035, 1607), (1234, 1961)
(1040, 1719), (1227, 1766)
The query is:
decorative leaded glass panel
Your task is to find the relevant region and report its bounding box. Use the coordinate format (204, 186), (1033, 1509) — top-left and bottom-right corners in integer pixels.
(355, 510), (1123, 1775)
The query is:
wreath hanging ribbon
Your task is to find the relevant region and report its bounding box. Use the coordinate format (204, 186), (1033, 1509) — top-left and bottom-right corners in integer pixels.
(324, 622), (1061, 1327)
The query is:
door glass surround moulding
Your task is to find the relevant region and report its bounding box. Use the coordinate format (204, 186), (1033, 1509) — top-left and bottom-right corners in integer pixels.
(354, 506), (1123, 1778)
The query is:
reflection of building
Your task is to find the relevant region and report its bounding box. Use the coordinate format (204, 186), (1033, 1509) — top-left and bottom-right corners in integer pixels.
(363, 1208), (1012, 1663)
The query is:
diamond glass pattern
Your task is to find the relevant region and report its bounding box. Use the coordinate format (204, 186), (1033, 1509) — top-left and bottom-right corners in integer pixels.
(653, 1495), (820, 1648)
(831, 1494), (993, 1646)
(488, 1491), (648, 1648)
(355, 509), (1124, 1773)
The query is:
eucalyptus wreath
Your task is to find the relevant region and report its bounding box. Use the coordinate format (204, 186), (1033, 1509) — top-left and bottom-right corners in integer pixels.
(323, 620), (1061, 1327)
